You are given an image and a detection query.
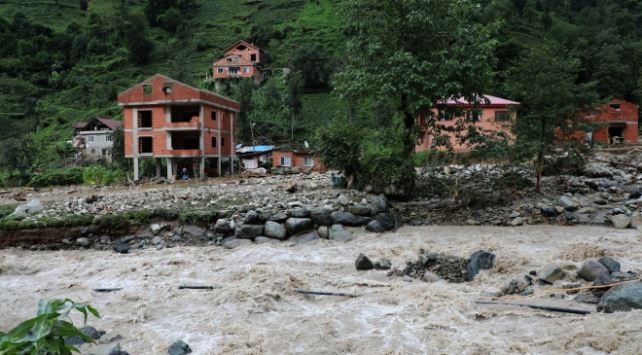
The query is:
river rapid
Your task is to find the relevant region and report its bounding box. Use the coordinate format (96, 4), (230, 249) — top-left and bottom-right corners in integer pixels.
(1, 225), (641, 354)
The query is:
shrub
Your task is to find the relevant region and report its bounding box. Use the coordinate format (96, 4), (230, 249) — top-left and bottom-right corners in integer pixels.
(30, 168), (84, 188)
(83, 166), (124, 186)
(0, 299), (100, 354)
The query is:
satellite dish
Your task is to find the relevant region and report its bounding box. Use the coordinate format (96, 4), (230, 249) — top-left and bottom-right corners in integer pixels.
(304, 141), (309, 149)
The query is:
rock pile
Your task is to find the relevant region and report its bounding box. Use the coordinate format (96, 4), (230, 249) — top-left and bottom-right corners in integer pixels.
(398, 249), (495, 283)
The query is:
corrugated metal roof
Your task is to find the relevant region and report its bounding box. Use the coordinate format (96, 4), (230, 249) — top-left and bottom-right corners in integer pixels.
(236, 145), (275, 154)
(441, 94), (520, 106)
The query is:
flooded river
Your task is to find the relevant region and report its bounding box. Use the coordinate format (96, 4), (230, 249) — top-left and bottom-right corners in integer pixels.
(1, 225), (641, 354)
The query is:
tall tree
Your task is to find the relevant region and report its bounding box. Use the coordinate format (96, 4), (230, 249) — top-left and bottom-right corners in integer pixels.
(506, 41), (598, 192)
(334, 0), (497, 191)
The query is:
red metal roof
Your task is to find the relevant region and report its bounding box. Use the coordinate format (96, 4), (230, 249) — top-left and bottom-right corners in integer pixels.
(440, 94), (520, 106)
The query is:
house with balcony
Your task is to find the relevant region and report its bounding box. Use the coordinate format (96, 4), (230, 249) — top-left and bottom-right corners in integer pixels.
(211, 40), (263, 81)
(117, 74), (240, 180)
(73, 117), (123, 162)
(416, 95), (520, 152)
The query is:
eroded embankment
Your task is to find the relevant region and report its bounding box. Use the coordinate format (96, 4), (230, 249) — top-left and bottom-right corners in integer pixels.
(1, 225), (641, 354)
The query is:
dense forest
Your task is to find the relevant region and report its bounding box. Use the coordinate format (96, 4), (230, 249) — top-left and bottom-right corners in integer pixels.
(0, 0), (641, 187)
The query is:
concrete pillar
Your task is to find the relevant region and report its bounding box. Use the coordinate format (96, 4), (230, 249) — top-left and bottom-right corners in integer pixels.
(166, 158), (174, 181)
(230, 112), (235, 175)
(133, 156), (139, 181)
(199, 157), (205, 178)
(155, 159), (162, 178)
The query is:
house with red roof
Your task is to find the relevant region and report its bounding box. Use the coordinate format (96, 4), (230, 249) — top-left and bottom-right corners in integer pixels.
(117, 74), (240, 180)
(211, 40), (263, 81)
(416, 95), (520, 152)
(73, 117), (123, 162)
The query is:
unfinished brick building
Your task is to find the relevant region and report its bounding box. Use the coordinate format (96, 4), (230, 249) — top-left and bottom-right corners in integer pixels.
(586, 99), (639, 144)
(212, 40), (263, 80)
(118, 74), (240, 180)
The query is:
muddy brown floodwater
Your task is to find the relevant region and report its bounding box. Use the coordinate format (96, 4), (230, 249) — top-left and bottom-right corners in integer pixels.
(1, 225), (642, 354)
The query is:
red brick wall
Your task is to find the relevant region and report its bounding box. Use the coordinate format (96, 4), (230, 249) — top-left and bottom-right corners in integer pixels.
(587, 100), (639, 144)
(416, 107), (515, 152)
(118, 74), (240, 111)
(272, 151), (324, 171)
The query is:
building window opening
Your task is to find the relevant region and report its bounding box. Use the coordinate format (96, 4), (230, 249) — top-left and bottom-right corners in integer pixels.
(138, 110), (152, 128)
(211, 111), (217, 121)
(138, 136), (153, 153)
(251, 54), (257, 62)
(163, 82), (173, 94)
(610, 103), (621, 111)
(218, 67), (225, 74)
(304, 156), (314, 167)
(106, 134), (113, 142)
(608, 126), (625, 144)
(280, 156), (292, 167)
(211, 137), (217, 148)
(171, 131), (199, 150)
(495, 110), (510, 122)
(171, 105), (199, 123)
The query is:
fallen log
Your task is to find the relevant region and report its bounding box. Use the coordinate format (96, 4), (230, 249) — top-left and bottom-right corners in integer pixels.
(93, 288), (123, 293)
(178, 285), (217, 290)
(476, 300), (591, 315)
(294, 289), (357, 298)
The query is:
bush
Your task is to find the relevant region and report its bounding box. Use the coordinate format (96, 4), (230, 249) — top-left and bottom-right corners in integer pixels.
(0, 299), (100, 354)
(30, 168), (84, 188)
(83, 166), (124, 185)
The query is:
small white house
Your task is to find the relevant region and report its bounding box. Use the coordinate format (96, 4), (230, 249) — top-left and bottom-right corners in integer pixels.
(73, 118), (122, 162)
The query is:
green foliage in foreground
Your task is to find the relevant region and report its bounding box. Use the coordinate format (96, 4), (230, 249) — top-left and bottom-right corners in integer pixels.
(0, 299), (100, 355)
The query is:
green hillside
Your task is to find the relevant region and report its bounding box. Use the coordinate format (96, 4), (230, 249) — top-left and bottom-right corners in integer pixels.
(0, 0), (343, 142)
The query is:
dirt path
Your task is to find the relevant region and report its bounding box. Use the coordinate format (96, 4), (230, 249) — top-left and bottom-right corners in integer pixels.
(1, 225), (641, 354)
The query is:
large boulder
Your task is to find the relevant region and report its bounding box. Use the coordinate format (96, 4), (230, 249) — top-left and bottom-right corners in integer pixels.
(557, 195), (578, 211)
(597, 282), (642, 313)
(9, 198), (44, 218)
(598, 256), (621, 273)
(244, 210), (261, 224)
(610, 214), (631, 229)
(289, 208), (311, 218)
(214, 219), (233, 235)
(578, 260), (610, 281)
(328, 224), (353, 241)
(373, 213), (397, 231)
(631, 212), (642, 228)
(331, 211), (370, 226)
(285, 218), (313, 235)
(264, 221), (287, 240)
(540, 265), (565, 284)
(355, 254), (374, 270)
(349, 205), (373, 216)
(310, 207), (333, 226)
(235, 224), (264, 240)
(367, 194), (390, 214)
(365, 220), (385, 233)
(266, 211), (289, 223)
(583, 162), (614, 178)
(467, 250), (495, 281)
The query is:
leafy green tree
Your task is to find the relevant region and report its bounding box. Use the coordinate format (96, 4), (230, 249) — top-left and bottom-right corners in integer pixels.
(290, 44), (333, 89)
(334, 0), (497, 192)
(506, 41), (598, 192)
(285, 71), (304, 143)
(111, 127), (127, 169)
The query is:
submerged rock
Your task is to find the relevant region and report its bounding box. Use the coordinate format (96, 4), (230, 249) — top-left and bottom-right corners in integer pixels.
(168, 340), (192, 355)
(578, 260), (609, 281)
(355, 254), (374, 270)
(597, 282), (642, 313)
(610, 214), (631, 229)
(598, 256), (621, 273)
(467, 250), (495, 281)
(539, 265), (565, 284)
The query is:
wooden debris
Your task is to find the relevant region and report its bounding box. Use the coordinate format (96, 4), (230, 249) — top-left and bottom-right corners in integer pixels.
(93, 288), (123, 293)
(531, 278), (642, 297)
(294, 289), (357, 298)
(476, 300), (591, 315)
(178, 285), (218, 290)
